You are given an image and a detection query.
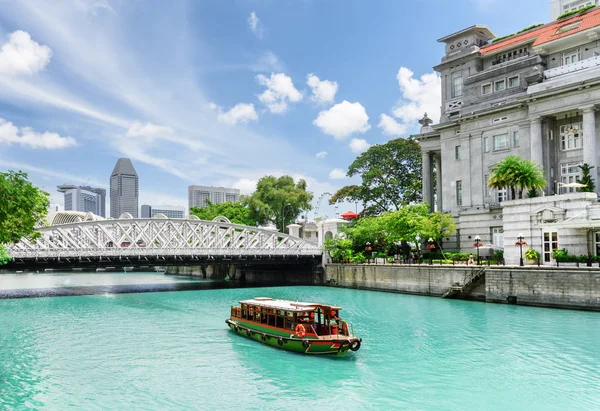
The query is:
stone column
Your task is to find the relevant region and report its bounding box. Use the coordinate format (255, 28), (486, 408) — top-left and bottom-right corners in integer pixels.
(530, 117), (544, 169)
(582, 106), (598, 190)
(435, 152), (443, 212)
(422, 151), (433, 211)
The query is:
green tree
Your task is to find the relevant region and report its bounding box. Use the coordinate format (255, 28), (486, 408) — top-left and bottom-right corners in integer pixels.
(189, 201), (258, 226)
(329, 138), (422, 215)
(245, 175), (313, 232)
(0, 171), (50, 265)
(323, 237), (354, 263)
(577, 163), (596, 193)
(488, 156), (546, 199)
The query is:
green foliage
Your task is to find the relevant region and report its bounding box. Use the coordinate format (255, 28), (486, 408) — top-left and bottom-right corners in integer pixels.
(552, 248), (599, 263)
(492, 249), (504, 262)
(0, 171), (50, 264)
(190, 201), (258, 226)
(556, 4), (595, 20)
(0, 245), (11, 265)
(516, 23), (544, 34)
(526, 189), (539, 198)
(488, 156), (546, 199)
(324, 237), (354, 263)
(492, 34), (515, 43)
(330, 138), (422, 215)
(524, 247), (540, 260)
(577, 163), (595, 193)
(244, 175), (313, 232)
(350, 252), (366, 264)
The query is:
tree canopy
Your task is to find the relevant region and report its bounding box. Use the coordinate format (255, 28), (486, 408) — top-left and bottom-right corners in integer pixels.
(189, 201), (258, 226)
(329, 138), (422, 215)
(577, 163), (596, 193)
(488, 156), (546, 199)
(244, 175), (313, 232)
(0, 171), (50, 264)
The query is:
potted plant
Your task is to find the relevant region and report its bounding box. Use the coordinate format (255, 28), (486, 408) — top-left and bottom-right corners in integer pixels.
(524, 247), (540, 264)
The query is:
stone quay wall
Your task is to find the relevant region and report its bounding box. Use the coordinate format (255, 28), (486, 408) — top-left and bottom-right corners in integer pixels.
(325, 264), (600, 311)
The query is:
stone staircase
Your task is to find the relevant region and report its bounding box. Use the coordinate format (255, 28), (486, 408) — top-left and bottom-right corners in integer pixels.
(441, 267), (486, 299)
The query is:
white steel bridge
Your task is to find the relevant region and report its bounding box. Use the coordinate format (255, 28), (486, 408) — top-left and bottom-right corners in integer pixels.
(6, 214), (322, 270)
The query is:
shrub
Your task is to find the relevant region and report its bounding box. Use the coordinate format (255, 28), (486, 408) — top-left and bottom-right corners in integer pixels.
(516, 23), (544, 34)
(492, 249), (504, 263)
(350, 252), (366, 264)
(556, 4), (595, 20)
(524, 247), (540, 260)
(492, 34), (515, 43)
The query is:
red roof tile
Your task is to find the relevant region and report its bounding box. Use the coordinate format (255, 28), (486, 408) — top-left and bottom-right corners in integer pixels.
(481, 7), (600, 55)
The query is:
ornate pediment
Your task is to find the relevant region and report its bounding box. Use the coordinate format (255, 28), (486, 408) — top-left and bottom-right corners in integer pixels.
(531, 205), (566, 224)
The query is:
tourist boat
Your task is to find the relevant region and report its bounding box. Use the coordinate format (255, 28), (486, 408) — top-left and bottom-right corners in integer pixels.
(226, 297), (362, 355)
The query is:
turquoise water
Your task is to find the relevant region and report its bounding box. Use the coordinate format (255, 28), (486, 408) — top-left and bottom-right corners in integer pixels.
(1, 284), (600, 410)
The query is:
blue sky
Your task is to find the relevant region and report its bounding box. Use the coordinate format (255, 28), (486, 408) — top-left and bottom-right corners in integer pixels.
(0, 0), (550, 218)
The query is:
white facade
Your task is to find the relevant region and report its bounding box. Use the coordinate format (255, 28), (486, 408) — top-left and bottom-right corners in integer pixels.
(188, 185), (240, 209)
(57, 184), (106, 217)
(551, 0), (597, 19)
(141, 204), (185, 219)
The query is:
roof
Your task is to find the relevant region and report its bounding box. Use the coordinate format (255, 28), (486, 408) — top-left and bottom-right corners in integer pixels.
(481, 7), (600, 55)
(341, 211), (359, 219)
(111, 158), (137, 176)
(239, 298), (341, 312)
(437, 25), (496, 43)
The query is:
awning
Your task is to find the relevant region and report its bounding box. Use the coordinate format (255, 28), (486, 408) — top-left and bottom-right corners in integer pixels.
(341, 211), (359, 219)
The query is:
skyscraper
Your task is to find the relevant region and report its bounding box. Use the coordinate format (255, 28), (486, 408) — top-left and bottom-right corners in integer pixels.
(57, 184), (106, 217)
(188, 185), (240, 210)
(110, 158), (139, 218)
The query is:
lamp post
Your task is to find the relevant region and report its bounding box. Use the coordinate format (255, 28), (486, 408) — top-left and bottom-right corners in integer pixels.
(415, 234), (421, 263)
(282, 203), (292, 234)
(516, 232), (526, 267)
(474, 235), (482, 265)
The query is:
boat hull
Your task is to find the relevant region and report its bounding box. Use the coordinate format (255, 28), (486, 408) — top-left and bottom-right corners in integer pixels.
(226, 319), (361, 355)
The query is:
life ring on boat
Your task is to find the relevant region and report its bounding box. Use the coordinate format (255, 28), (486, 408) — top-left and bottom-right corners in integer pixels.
(261, 333), (267, 342)
(246, 329), (252, 337)
(295, 324), (306, 338)
(302, 339), (310, 349)
(278, 337), (284, 346)
(350, 340), (361, 352)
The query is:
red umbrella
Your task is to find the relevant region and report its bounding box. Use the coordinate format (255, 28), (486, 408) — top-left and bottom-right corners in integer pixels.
(341, 211), (359, 219)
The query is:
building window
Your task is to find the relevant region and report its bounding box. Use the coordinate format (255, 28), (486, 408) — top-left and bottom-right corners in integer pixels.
(491, 227), (504, 248)
(556, 22), (582, 35)
(561, 162), (583, 193)
(595, 232), (600, 256)
(455, 145), (461, 160)
(483, 136), (489, 153)
(543, 231), (558, 263)
(482, 83), (492, 95)
(508, 76), (520, 88)
(456, 180), (463, 206)
(494, 79), (506, 92)
(562, 49), (580, 65)
(560, 123), (583, 150)
(513, 130), (519, 147)
(493, 133), (509, 151)
(484, 174), (490, 197)
(497, 187), (507, 202)
(452, 71), (463, 98)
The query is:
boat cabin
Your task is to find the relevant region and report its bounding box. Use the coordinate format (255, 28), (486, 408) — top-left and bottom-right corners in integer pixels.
(231, 297), (350, 337)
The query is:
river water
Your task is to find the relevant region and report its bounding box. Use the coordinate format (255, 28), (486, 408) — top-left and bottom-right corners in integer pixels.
(1, 273), (600, 410)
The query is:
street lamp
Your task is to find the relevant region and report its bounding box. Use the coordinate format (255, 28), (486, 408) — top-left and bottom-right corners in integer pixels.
(473, 235), (482, 265)
(415, 234), (421, 263)
(515, 232), (526, 267)
(282, 203), (292, 234)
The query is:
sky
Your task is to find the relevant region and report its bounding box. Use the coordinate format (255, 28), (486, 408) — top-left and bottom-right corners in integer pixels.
(0, 0), (551, 219)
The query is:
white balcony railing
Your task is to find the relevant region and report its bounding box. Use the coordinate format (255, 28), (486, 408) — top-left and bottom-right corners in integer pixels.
(445, 99), (462, 112)
(545, 55), (600, 79)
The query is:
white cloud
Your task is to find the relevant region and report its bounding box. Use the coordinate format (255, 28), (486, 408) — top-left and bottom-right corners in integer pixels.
(232, 178), (258, 195)
(349, 138), (370, 154)
(313, 100), (370, 139)
(126, 121), (174, 140)
(391, 67), (441, 125)
(214, 103), (258, 126)
(378, 113), (408, 137)
(316, 151), (327, 159)
(247, 11), (264, 38)
(329, 168), (347, 179)
(0, 117), (76, 149)
(256, 73), (303, 114)
(0, 30), (53, 76)
(306, 73), (338, 105)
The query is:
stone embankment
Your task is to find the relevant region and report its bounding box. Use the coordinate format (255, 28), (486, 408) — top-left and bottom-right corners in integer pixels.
(325, 264), (600, 311)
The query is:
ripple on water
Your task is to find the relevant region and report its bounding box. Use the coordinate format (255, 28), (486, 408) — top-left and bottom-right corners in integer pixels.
(1, 285), (600, 410)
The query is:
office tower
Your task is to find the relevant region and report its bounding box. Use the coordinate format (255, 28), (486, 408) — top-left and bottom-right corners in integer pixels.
(141, 204), (185, 219)
(57, 184), (105, 216)
(188, 185), (240, 209)
(110, 158), (139, 218)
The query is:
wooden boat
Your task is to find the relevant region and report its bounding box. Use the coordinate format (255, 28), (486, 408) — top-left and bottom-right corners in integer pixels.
(226, 297), (362, 355)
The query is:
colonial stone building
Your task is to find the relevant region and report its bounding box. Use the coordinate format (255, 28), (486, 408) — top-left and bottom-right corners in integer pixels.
(415, 6), (600, 263)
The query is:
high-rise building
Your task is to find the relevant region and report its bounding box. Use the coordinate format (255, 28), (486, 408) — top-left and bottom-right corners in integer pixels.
(110, 158), (139, 218)
(188, 185), (240, 209)
(550, 0), (597, 19)
(141, 204), (185, 219)
(57, 184), (106, 216)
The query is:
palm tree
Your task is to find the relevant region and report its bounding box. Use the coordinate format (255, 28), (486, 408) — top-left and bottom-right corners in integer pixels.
(488, 156), (546, 199)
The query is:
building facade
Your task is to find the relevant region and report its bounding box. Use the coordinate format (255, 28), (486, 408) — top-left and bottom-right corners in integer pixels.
(57, 184), (106, 216)
(141, 204), (185, 219)
(551, 0), (598, 20)
(415, 6), (600, 263)
(188, 185), (240, 209)
(110, 158), (139, 218)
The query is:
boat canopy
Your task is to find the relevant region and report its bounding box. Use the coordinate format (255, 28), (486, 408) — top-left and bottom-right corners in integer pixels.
(239, 298), (341, 313)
